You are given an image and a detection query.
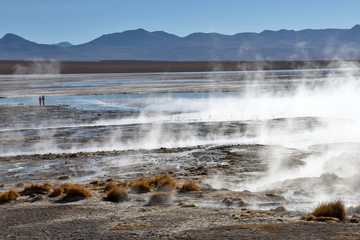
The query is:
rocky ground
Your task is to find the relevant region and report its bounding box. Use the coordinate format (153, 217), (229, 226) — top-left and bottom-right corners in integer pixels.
(1, 72), (360, 239)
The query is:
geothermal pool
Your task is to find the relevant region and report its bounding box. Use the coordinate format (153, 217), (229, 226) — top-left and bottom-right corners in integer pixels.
(1, 68), (360, 211)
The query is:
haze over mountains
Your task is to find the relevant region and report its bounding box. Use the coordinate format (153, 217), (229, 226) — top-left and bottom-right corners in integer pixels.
(1, 25), (360, 61)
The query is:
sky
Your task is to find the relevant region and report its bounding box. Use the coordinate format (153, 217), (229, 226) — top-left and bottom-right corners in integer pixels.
(1, 0), (360, 45)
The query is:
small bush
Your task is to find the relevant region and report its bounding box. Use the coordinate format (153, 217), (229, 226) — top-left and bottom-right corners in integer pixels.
(180, 181), (200, 192)
(312, 200), (346, 220)
(49, 187), (64, 198)
(130, 177), (151, 193)
(148, 173), (176, 191)
(104, 181), (117, 192)
(22, 183), (52, 195)
(0, 189), (20, 203)
(117, 181), (128, 189)
(34, 194), (45, 201)
(147, 192), (172, 206)
(63, 184), (91, 200)
(106, 187), (128, 202)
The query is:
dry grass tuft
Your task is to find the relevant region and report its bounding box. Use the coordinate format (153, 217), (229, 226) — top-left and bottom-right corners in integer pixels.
(180, 203), (196, 208)
(106, 187), (128, 202)
(130, 176), (151, 193)
(62, 184), (91, 200)
(147, 192), (172, 206)
(0, 189), (20, 203)
(22, 183), (52, 195)
(180, 181), (200, 192)
(311, 200), (346, 220)
(104, 181), (118, 192)
(34, 194), (45, 201)
(117, 181), (128, 189)
(141, 206), (159, 211)
(148, 172), (176, 191)
(301, 214), (340, 222)
(49, 187), (64, 198)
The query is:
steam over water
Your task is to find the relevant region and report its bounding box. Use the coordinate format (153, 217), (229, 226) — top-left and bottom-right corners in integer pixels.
(2, 67), (360, 210)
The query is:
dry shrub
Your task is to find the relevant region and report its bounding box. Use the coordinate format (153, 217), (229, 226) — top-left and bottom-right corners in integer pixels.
(311, 200), (346, 220)
(148, 172), (176, 191)
(130, 176), (151, 193)
(180, 181), (200, 192)
(34, 194), (45, 201)
(63, 184), (91, 200)
(147, 192), (172, 206)
(22, 183), (52, 195)
(0, 189), (20, 203)
(180, 203), (196, 208)
(49, 187), (64, 198)
(106, 187), (128, 202)
(141, 206), (159, 211)
(301, 214), (340, 222)
(117, 181), (128, 189)
(104, 181), (117, 192)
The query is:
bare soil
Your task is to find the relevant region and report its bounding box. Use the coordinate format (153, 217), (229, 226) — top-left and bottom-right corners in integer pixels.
(1, 72), (360, 239)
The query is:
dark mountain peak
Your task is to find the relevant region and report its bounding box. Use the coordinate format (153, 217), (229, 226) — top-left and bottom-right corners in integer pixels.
(185, 32), (223, 41)
(52, 41), (73, 48)
(1, 33), (27, 42)
(0, 33), (38, 48)
(350, 24), (360, 31)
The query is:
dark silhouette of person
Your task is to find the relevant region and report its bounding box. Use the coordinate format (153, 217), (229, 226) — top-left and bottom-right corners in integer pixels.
(41, 95), (45, 105)
(39, 96), (42, 105)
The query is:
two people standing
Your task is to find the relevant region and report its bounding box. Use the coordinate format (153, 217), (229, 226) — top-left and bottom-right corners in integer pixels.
(38, 95), (45, 105)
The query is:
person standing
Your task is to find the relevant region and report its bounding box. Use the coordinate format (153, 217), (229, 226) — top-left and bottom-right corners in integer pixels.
(41, 95), (45, 105)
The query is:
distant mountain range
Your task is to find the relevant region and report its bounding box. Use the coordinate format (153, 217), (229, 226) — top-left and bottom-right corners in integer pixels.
(1, 25), (360, 61)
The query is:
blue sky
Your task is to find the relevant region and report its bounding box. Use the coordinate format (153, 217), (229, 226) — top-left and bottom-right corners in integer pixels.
(1, 0), (359, 44)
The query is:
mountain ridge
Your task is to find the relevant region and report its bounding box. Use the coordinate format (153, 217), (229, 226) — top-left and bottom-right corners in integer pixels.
(1, 26), (360, 61)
